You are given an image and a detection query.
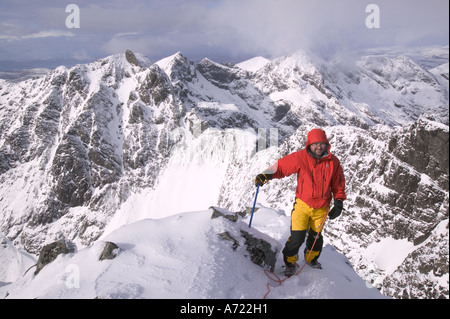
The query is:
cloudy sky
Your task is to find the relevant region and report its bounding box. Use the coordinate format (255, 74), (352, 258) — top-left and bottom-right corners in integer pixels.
(0, 0), (448, 69)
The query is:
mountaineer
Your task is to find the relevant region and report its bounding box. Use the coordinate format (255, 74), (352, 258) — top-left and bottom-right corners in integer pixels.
(255, 128), (346, 276)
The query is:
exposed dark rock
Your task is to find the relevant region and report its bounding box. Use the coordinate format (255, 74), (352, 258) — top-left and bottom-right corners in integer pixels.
(388, 120), (449, 190)
(51, 133), (92, 207)
(196, 59), (240, 89)
(240, 229), (278, 272)
(99, 241), (120, 261)
(218, 231), (239, 251)
(138, 65), (172, 106)
(125, 50), (140, 67)
(35, 239), (76, 275)
(212, 207), (280, 272)
(210, 206), (239, 222)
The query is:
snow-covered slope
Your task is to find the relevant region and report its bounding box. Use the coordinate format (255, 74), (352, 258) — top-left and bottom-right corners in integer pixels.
(0, 233), (35, 286)
(0, 207), (387, 299)
(236, 56), (270, 73)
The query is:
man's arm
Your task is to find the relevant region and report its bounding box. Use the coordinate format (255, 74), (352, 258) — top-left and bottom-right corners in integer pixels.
(331, 157), (346, 201)
(254, 151), (302, 186)
(329, 157), (346, 220)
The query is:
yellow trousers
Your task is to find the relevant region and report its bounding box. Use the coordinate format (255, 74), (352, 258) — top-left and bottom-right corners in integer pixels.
(291, 198), (329, 233)
(283, 199), (329, 264)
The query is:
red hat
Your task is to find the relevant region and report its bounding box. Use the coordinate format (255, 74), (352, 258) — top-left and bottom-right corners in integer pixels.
(306, 129), (329, 147)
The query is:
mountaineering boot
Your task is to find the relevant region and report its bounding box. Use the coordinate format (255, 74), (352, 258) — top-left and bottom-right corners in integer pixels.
(284, 263), (297, 277)
(308, 260), (322, 269)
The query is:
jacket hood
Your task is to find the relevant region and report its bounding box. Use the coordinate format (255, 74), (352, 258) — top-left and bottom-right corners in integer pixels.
(306, 129), (331, 159)
(306, 129), (329, 147)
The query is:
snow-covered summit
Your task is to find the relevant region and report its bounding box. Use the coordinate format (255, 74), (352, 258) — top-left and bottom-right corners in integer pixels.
(0, 207), (388, 299)
(236, 56), (270, 73)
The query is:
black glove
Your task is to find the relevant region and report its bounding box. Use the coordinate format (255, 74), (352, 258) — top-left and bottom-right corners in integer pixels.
(254, 173), (273, 187)
(328, 199), (343, 220)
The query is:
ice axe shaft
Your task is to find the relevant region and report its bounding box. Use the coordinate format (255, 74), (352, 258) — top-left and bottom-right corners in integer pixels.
(248, 184), (260, 228)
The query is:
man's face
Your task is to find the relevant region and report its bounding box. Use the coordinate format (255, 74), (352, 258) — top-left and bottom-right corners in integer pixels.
(310, 142), (327, 158)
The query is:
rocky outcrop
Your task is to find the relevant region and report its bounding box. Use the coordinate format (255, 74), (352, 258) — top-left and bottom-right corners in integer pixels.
(211, 206), (280, 272)
(98, 241), (120, 261)
(35, 239), (76, 275)
(388, 120), (449, 190)
(125, 50), (140, 67)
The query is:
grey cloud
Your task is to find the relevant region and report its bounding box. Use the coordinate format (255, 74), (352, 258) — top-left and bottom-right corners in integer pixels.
(0, 0), (448, 64)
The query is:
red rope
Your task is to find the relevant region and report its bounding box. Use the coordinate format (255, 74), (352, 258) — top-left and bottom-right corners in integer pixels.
(263, 208), (330, 299)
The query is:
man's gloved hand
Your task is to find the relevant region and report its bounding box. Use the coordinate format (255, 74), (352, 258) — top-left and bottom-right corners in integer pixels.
(254, 173), (272, 187)
(328, 199), (343, 220)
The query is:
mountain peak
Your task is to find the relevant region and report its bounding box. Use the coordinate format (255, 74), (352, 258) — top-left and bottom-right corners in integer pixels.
(156, 51), (190, 69)
(156, 51), (194, 81)
(236, 56), (270, 73)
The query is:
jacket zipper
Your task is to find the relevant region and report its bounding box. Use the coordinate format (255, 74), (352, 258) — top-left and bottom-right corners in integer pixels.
(322, 170), (325, 197)
(311, 159), (317, 197)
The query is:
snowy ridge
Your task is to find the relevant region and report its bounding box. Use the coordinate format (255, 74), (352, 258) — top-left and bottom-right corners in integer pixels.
(0, 207), (387, 299)
(236, 56), (270, 73)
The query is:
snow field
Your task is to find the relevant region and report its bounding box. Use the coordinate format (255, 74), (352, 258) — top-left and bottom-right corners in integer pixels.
(1, 207), (388, 299)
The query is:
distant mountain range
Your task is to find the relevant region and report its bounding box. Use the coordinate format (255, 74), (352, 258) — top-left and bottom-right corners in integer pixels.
(0, 45), (448, 298)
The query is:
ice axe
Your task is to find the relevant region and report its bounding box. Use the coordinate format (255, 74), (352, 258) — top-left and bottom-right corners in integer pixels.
(248, 184), (260, 228)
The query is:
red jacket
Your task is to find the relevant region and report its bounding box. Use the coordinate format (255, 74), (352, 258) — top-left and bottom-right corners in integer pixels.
(268, 129), (346, 209)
